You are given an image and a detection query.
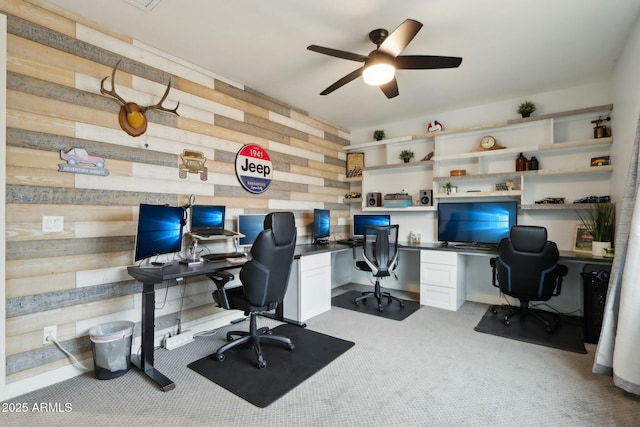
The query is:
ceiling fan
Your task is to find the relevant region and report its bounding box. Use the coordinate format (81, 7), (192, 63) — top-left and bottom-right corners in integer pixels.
(307, 19), (462, 99)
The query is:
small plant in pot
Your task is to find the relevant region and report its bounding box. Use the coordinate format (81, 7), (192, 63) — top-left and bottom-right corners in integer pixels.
(517, 101), (536, 118)
(399, 149), (415, 163)
(373, 130), (385, 141)
(577, 203), (615, 256)
(443, 182), (457, 194)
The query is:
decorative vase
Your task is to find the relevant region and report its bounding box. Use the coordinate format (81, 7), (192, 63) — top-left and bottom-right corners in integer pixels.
(591, 241), (610, 258)
(521, 112), (531, 118)
(403, 158), (410, 163)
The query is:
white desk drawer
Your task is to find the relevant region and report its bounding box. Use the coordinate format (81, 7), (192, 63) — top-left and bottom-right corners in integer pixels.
(420, 284), (458, 311)
(420, 250), (457, 265)
(421, 263), (457, 289)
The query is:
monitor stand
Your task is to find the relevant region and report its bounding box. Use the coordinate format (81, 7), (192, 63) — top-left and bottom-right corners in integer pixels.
(313, 238), (329, 245)
(179, 238), (203, 265)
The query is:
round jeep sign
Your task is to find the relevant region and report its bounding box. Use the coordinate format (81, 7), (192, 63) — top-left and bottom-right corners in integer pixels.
(235, 144), (273, 194)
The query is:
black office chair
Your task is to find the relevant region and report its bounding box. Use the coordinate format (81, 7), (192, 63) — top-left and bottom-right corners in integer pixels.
(208, 212), (297, 369)
(490, 225), (568, 333)
(354, 224), (405, 312)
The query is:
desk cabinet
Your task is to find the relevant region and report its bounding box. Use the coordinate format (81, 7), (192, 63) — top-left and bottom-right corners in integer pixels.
(420, 250), (466, 311)
(283, 252), (332, 322)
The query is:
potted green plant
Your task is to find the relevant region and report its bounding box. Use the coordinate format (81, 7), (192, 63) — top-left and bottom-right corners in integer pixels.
(517, 101), (536, 118)
(577, 203), (615, 256)
(399, 149), (415, 163)
(373, 130), (385, 141)
(443, 182), (457, 194)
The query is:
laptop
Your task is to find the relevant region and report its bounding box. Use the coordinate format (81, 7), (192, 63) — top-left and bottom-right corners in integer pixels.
(190, 205), (239, 238)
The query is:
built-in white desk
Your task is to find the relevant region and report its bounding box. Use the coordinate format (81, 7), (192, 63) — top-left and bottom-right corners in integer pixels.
(283, 241), (612, 322)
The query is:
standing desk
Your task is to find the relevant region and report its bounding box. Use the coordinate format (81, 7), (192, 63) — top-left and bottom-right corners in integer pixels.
(127, 260), (241, 391)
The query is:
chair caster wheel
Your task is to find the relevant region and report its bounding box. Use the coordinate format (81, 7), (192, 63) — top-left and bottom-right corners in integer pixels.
(225, 334), (235, 342)
(288, 343), (295, 351)
(258, 360), (267, 369)
(400, 302), (405, 308)
(505, 320), (511, 326)
(354, 301), (360, 306)
(491, 308), (498, 315)
(377, 305), (383, 312)
(215, 353), (225, 362)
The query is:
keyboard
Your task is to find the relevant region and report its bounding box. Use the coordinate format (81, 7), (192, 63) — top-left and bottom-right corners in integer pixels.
(201, 252), (247, 261)
(337, 237), (363, 245)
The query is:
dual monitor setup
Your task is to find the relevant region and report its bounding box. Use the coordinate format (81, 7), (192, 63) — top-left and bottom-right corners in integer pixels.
(133, 200), (518, 266)
(133, 204), (335, 266)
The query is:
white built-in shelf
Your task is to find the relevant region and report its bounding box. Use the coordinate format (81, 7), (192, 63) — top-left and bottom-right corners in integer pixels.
(521, 202), (611, 211)
(435, 190), (523, 199)
(362, 206), (436, 212)
(432, 165), (612, 182)
(344, 104), (613, 152)
(364, 160), (433, 172)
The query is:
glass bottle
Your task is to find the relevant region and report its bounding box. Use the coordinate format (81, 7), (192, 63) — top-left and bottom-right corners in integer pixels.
(528, 156), (539, 170)
(516, 153), (528, 171)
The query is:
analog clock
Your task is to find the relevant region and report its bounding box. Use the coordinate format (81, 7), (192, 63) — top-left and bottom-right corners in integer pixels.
(480, 136), (497, 149)
(472, 135), (505, 152)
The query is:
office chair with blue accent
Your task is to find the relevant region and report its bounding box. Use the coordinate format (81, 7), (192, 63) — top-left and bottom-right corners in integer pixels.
(490, 225), (568, 333)
(354, 224), (405, 312)
(209, 212), (297, 369)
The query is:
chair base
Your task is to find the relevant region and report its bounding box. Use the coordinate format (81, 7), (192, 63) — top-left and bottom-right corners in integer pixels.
(213, 312), (295, 369)
(354, 280), (405, 312)
(491, 301), (559, 333)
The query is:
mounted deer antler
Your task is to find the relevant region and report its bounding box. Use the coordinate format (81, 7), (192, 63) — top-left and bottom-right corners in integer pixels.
(100, 59), (180, 137)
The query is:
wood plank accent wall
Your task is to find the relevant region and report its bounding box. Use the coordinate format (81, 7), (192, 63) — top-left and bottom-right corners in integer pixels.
(2, 0), (351, 384)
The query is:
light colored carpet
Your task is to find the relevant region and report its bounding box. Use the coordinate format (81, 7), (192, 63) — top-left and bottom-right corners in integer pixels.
(2, 297), (638, 427)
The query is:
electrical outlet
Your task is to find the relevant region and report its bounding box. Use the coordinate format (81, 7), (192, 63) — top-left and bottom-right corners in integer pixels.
(43, 325), (57, 344)
(42, 216), (64, 232)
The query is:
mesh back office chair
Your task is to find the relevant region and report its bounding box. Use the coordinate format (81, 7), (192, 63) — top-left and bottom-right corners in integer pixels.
(354, 224), (405, 312)
(490, 225), (568, 332)
(209, 212), (297, 369)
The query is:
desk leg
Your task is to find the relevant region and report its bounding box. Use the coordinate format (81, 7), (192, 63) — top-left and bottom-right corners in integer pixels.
(131, 282), (175, 391)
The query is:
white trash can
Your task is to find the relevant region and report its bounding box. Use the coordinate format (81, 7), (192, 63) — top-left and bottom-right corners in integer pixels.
(89, 321), (134, 380)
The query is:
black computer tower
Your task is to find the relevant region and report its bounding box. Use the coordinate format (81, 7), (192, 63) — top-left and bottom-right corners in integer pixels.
(581, 269), (610, 344)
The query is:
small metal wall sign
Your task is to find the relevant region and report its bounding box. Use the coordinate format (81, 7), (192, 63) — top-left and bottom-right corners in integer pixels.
(59, 148), (109, 176)
(235, 144), (273, 193)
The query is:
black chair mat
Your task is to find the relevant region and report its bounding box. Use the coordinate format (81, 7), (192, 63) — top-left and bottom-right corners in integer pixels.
(188, 324), (354, 408)
(331, 290), (421, 321)
(474, 305), (587, 354)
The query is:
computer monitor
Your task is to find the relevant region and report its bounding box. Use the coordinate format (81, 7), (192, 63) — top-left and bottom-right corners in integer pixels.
(134, 203), (184, 263)
(313, 208), (330, 244)
(353, 214), (391, 238)
(437, 201), (518, 247)
(238, 214), (267, 246)
(191, 205), (225, 231)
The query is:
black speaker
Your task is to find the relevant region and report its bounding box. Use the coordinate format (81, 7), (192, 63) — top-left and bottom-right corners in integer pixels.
(419, 189), (433, 206)
(367, 192), (382, 207)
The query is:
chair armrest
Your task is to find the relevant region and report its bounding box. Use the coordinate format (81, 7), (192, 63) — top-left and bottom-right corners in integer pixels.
(207, 270), (235, 309)
(490, 257), (499, 288)
(552, 263), (568, 296)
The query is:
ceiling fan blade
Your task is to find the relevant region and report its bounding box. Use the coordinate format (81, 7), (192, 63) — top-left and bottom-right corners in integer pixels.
(378, 19), (423, 57)
(380, 77), (399, 99)
(319, 67), (364, 95)
(394, 55), (463, 70)
(307, 45), (367, 62)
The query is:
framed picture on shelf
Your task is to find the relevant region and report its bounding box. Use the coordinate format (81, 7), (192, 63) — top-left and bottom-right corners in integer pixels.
(573, 225), (593, 253)
(346, 152), (364, 178)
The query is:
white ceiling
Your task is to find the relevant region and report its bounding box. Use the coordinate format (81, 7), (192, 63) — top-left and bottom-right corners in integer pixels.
(44, 0), (640, 131)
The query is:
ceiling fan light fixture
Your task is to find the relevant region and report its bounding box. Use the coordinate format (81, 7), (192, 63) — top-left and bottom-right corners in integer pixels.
(363, 63), (395, 86)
